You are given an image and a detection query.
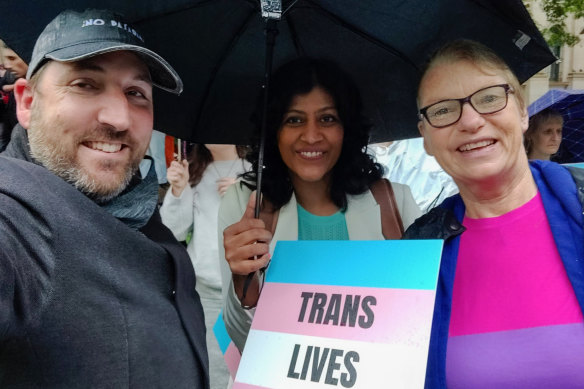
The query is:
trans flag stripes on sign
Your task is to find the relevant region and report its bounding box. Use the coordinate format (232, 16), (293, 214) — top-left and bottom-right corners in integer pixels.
(234, 240), (443, 388)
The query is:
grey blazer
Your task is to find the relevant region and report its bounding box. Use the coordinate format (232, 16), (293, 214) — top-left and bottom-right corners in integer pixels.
(218, 182), (421, 351)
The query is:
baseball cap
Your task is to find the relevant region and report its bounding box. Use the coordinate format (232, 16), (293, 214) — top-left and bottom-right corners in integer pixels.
(27, 9), (183, 94)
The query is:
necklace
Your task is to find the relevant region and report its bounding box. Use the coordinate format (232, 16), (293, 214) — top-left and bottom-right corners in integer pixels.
(211, 159), (240, 178)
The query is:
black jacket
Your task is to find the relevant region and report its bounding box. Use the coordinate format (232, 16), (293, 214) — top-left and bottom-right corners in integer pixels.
(0, 128), (209, 388)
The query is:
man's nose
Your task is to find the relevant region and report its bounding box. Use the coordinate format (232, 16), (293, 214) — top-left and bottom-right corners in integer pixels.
(97, 89), (131, 131)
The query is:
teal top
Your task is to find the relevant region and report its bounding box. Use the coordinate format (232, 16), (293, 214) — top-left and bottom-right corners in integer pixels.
(297, 204), (349, 240)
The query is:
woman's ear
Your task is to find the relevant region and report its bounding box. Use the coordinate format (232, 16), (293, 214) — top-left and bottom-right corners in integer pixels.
(520, 107), (529, 134)
(13, 78), (34, 129)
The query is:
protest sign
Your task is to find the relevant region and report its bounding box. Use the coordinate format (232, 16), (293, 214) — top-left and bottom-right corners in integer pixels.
(214, 311), (241, 379)
(566, 162), (584, 168)
(233, 240), (443, 388)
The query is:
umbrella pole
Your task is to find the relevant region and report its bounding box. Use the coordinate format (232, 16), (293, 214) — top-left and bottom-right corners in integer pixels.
(254, 18), (279, 218)
(241, 18), (280, 307)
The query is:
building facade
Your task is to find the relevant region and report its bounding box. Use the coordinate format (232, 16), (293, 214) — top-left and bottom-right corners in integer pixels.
(524, 0), (584, 104)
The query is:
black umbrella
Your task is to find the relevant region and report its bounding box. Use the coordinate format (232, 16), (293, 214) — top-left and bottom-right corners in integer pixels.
(1, 1), (558, 296)
(2, 0), (555, 146)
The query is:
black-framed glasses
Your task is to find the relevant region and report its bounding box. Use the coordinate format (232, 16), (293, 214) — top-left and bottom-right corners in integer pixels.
(418, 84), (514, 128)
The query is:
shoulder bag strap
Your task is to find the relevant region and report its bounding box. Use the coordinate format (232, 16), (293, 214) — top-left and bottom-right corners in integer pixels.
(370, 178), (404, 239)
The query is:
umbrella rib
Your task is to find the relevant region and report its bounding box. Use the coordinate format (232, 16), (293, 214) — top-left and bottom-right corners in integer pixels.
(299, 0), (420, 71)
(282, 0), (302, 16)
(560, 101), (582, 112)
(285, 13), (305, 56)
(193, 7), (258, 130)
(131, 0), (221, 24)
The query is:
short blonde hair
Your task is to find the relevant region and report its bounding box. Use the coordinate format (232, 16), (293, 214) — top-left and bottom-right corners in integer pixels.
(418, 39), (526, 111)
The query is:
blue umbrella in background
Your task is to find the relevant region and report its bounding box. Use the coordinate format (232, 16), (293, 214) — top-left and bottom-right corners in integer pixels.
(528, 89), (584, 163)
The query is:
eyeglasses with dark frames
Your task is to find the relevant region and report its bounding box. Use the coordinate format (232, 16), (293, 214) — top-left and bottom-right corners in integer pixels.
(418, 84), (514, 128)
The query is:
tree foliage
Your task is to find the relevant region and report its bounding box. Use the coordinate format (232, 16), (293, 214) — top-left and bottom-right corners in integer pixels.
(539, 0), (584, 47)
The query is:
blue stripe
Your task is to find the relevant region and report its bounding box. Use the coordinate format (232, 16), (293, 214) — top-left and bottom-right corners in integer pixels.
(212, 310), (231, 354)
(265, 240), (443, 290)
(565, 162), (584, 169)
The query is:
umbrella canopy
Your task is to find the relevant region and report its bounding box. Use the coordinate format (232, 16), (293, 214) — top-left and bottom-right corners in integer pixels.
(1, 0), (555, 145)
(528, 89), (584, 163)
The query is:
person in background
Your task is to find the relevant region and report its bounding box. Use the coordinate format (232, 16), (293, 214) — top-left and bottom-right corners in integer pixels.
(524, 108), (563, 161)
(1, 41), (28, 81)
(161, 143), (250, 389)
(0, 40), (28, 151)
(406, 39), (584, 388)
(139, 129), (170, 203)
(0, 9), (209, 388)
(219, 57), (421, 351)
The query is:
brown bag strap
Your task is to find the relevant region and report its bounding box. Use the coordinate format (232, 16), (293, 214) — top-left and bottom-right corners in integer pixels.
(370, 179), (404, 239)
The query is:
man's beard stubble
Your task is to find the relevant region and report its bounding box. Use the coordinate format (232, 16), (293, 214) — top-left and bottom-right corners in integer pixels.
(27, 101), (140, 203)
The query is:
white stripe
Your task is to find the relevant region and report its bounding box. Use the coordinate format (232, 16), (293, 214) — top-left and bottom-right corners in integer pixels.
(235, 330), (428, 388)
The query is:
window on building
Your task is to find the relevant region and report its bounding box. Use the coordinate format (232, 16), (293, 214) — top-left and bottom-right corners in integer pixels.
(550, 46), (560, 82)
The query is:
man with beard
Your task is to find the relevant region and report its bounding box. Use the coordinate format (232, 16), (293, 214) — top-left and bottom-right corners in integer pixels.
(0, 9), (209, 388)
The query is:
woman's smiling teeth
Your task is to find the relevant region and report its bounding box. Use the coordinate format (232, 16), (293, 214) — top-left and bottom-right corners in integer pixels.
(458, 139), (495, 152)
(86, 141), (123, 153)
(300, 151), (323, 158)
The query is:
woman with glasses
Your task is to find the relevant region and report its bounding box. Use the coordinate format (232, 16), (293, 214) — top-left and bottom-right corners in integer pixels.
(219, 57), (421, 352)
(406, 40), (584, 388)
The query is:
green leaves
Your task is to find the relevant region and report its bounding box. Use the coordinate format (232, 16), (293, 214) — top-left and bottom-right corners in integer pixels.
(539, 0), (584, 47)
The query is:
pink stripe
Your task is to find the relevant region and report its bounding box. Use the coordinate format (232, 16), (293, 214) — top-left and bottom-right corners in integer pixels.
(233, 383), (270, 389)
(253, 283), (435, 344)
(224, 343), (241, 378)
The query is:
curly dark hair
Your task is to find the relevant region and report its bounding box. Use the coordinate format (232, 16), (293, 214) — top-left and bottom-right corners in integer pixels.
(242, 57), (383, 211)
